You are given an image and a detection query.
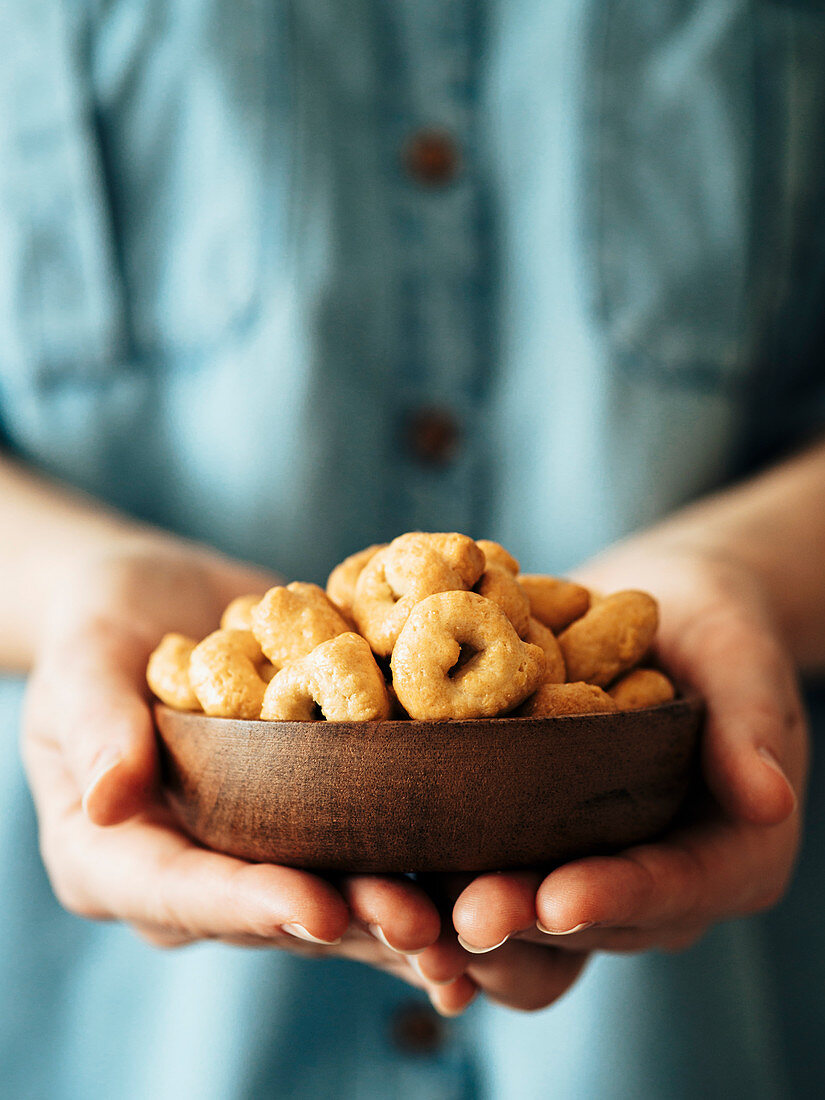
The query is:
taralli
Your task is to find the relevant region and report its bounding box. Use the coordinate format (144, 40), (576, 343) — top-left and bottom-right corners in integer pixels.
(325, 543), (386, 619)
(518, 575), (591, 633)
(609, 668), (675, 710)
(558, 590), (659, 687)
(259, 661), (278, 683)
(474, 566), (531, 638)
(519, 682), (619, 718)
(146, 633), (200, 711)
(424, 533), (486, 588)
(189, 629), (268, 719)
(524, 617), (566, 684)
(353, 532), (484, 657)
(476, 539), (519, 575)
(252, 582), (350, 667)
(149, 530), (676, 724)
(220, 594), (261, 631)
(390, 591), (546, 720)
(261, 633), (391, 721)
(386, 680), (410, 720)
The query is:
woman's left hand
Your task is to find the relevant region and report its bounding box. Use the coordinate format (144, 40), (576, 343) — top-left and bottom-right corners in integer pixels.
(446, 543), (807, 975)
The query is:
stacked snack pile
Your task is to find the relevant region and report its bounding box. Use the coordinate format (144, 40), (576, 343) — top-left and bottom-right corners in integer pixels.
(147, 533), (675, 721)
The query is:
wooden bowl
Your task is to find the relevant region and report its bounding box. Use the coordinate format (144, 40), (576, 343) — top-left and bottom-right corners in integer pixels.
(154, 696), (703, 873)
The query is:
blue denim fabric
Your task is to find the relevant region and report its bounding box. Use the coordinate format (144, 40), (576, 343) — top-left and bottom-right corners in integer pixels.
(1, 2), (825, 1097)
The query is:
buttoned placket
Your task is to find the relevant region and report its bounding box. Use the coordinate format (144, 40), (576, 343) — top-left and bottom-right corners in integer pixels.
(367, 4), (489, 1093)
(379, 0), (495, 538)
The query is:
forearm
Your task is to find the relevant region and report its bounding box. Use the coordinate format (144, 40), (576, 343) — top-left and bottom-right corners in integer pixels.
(600, 437), (825, 674)
(0, 455), (174, 670)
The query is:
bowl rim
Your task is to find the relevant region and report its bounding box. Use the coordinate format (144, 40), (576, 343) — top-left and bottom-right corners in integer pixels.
(153, 692), (703, 730)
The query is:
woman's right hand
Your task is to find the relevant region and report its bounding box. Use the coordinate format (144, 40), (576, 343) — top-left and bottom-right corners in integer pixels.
(20, 543), (480, 1002)
(21, 539), (587, 1015)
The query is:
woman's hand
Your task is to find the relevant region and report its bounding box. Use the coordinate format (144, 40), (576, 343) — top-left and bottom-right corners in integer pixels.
(450, 544), (807, 969)
(21, 539), (584, 1015)
(20, 542), (483, 1014)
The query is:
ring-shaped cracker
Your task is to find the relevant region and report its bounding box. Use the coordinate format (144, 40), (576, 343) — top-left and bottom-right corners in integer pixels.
(326, 544), (386, 619)
(189, 629), (268, 719)
(252, 582), (350, 668)
(352, 533), (484, 657)
(519, 681), (619, 718)
(147, 633), (200, 711)
(476, 540), (520, 575)
(524, 617), (566, 683)
(518, 575), (591, 633)
(558, 589), (659, 687)
(609, 668), (674, 710)
(261, 632), (391, 721)
(220, 594), (262, 631)
(474, 566), (531, 637)
(390, 590), (546, 720)
(423, 533), (486, 588)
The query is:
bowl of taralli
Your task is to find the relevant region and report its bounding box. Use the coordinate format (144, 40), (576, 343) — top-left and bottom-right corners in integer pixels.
(150, 533), (703, 873)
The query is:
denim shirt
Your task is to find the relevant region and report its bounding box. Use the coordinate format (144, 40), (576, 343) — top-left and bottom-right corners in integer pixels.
(2, 2), (825, 1097)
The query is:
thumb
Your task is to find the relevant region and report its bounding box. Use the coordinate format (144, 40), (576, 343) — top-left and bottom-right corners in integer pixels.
(78, 687), (157, 826)
(685, 619), (804, 826)
(25, 624), (159, 827)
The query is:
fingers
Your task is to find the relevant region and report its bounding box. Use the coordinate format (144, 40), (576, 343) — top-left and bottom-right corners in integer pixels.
(54, 808), (352, 943)
(703, 687), (800, 827)
(465, 941), (589, 1012)
(535, 848), (697, 935)
(339, 875), (441, 954)
(427, 976), (478, 1017)
(29, 733), (352, 943)
(668, 605), (804, 825)
(412, 935), (587, 1015)
(410, 931), (471, 986)
(131, 885), (473, 1016)
(131, 923), (197, 949)
(400, 931), (479, 1017)
(521, 922), (708, 954)
(451, 871), (542, 952)
(535, 812), (796, 938)
(445, 874), (590, 1012)
(78, 687), (156, 827)
(24, 623), (159, 826)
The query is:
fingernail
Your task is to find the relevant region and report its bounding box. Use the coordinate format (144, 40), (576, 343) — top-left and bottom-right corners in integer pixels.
(757, 747), (798, 812)
(536, 921), (595, 936)
(81, 752), (123, 817)
(757, 745), (785, 773)
(368, 923), (425, 955)
(429, 985), (478, 1017)
(457, 933), (510, 955)
(409, 956), (453, 986)
(281, 923), (342, 946)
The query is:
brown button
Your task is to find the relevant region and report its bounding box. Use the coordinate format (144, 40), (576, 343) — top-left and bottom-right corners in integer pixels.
(407, 406), (461, 465)
(390, 1002), (445, 1055)
(403, 129), (461, 186)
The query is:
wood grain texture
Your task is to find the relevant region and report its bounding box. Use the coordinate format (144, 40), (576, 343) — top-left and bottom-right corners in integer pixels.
(154, 698), (703, 873)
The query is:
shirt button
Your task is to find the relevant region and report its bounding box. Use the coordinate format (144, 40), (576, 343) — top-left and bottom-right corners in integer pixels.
(407, 406), (462, 466)
(403, 129), (461, 186)
(391, 1002), (445, 1055)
